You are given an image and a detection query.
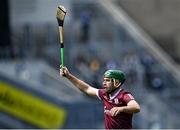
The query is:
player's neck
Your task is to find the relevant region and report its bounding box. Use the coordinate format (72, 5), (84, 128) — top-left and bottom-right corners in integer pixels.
(109, 87), (122, 99)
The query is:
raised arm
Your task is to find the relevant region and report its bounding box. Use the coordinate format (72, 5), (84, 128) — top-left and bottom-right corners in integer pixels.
(60, 67), (98, 97)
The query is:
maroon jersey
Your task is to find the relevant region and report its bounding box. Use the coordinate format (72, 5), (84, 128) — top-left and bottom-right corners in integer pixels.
(97, 88), (135, 129)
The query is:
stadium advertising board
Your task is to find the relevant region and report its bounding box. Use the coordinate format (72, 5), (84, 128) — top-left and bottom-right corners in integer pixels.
(0, 81), (66, 128)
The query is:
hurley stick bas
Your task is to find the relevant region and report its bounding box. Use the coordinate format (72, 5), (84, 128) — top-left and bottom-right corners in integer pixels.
(56, 5), (67, 67)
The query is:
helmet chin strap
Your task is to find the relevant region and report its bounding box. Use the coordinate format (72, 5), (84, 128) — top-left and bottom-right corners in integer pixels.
(107, 79), (121, 94)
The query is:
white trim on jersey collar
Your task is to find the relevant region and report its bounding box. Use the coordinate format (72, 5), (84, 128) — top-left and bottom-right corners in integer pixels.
(109, 87), (122, 100)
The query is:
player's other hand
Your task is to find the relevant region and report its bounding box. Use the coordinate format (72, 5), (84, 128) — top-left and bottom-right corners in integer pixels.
(60, 66), (70, 77)
(110, 107), (123, 116)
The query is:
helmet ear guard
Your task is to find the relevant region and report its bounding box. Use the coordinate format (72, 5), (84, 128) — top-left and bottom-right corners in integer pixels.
(112, 78), (121, 87)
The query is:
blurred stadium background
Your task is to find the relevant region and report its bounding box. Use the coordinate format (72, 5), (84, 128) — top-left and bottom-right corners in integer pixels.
(0, 0), (180, 129)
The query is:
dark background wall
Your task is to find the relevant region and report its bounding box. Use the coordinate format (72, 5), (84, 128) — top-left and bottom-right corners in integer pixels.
(0, 0), (13, 58)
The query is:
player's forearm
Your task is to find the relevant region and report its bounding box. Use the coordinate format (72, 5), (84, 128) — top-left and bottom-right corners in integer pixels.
(66, 73), (91, 93)
(121, 105), (140, 114)
(110, 104), (140, 116)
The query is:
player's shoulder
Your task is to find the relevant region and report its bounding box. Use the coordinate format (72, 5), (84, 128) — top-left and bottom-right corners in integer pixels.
(98, 88), (106, 95)
(120, 89), (135, 101)
(118, 89), (132, 98)
(97, 88), (107, 100)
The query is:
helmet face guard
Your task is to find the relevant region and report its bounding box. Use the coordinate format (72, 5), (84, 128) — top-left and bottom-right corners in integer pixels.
(104, 70), (125, 84)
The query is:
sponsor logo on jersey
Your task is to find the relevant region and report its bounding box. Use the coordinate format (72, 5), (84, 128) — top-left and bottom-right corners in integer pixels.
(114, 98), (119, 104)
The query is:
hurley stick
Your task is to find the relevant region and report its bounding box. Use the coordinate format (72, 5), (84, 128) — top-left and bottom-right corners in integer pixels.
(56, 5), (67, 67)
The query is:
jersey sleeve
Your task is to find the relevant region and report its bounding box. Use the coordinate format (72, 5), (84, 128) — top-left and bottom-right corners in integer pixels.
(96, 89), (104, 100)
(123, 93), (135, 104)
